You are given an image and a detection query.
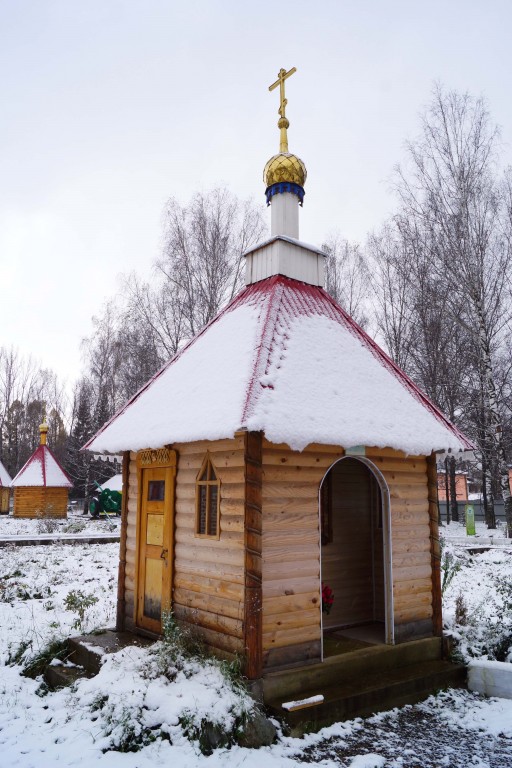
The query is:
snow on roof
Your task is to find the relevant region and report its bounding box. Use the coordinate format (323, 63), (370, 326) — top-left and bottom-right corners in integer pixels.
(99, 474), (123, 492)
(0, 460), (11, 487)
(11, 445), (73, 488)
(86, 275), (473, 456)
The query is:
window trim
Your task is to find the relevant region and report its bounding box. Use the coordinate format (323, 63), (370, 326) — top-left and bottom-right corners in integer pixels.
(195, 454), (221, 540)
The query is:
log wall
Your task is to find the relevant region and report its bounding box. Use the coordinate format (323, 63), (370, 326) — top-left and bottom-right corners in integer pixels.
(172, 436), (247, 656)
(123, 437), (247, 655)
(123, 451), (139, 631)
(12, 486), (68, 518)
(261, 440), (343, 670)
(0, 488), (9, 513)
(366, 447), (433, 642)
(122, 438), (434, 667)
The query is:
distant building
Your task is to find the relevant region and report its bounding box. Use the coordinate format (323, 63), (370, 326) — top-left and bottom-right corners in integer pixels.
(10, 420), (72, 518)
(0, 459), (11, 514)
(438, 472), (469, 502)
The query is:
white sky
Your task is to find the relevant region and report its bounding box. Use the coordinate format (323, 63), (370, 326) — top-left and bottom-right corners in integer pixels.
(1, 0), (512, 389)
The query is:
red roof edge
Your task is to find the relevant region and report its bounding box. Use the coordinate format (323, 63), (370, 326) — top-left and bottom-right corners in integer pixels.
(11, 443), (73, 487)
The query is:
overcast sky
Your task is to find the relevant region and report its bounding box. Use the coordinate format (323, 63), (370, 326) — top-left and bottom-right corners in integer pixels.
(2, 0), (512, 390)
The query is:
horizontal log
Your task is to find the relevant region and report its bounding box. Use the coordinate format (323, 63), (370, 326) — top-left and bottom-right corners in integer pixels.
(394, 605), (433, 623)
(182, 450), (245, 469)
(392, 538), (431, 555)
(263, 543), (320, 563)
(174, 542), (244, 567)
(175, 529), (244, 548)
(368, 457), (426, 473)
(172, 603), (243, 639)
(262, 450), (342, 467)
(392, 577), (432, 596)
(393, 564), (432, 581)
(262, 466), (330, 483)
(263, 639), (322, 671)
(173, 587), (243, 621)
(176, 483), (245, 501)
(262, 530), (319, 549)
(173, 618), (245, 655)
(174, 436), (245, 455)
(391, 524), (430, 539)
(262, 482), (319, 500)
(263, 623), (320, 650)
(177, 465), (245, 486)
(391, 507), (428, 525)
(264, 591), (320, 616)
(263, 559), (319, 581)
(174, 558), (245, 584)
(394, 592), (433, 610)
(393, 550), (430, 571)
(174, 573), (244, 602)
(263, 511), (319, 533)
(390, 485), (428, 501)
(263, 575), (320, 599)
(262, 608), (319, 633)
(366, 447), (412, 459)
(262, 499), (318, 516)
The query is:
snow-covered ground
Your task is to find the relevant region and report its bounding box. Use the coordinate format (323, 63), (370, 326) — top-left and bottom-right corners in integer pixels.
(0, 511), (120, 539)
(0, 518), (511, 767)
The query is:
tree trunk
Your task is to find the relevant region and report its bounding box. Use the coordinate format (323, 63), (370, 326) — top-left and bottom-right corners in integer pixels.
(482, 459), (496, 529)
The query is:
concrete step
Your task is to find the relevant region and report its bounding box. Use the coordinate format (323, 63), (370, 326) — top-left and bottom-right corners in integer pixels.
(44, 662), (89, 690)
(44, 630), (154, 689)
(266, 659), (467, 734)
(263, 637), (443, 701)
(68, 630), (154, 675)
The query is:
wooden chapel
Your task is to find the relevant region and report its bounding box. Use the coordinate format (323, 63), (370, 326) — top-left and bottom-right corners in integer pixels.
(85, 69), (472, 703)
(11, 419), (72, 518)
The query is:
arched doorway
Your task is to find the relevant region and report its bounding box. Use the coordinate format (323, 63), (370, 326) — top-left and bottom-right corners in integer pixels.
(320, 457), (393, 658)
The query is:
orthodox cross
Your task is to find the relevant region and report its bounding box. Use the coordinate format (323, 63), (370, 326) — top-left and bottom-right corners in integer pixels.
(269, 67), (296, 152)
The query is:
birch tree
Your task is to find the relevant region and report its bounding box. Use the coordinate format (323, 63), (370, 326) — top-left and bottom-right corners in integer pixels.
(395, 85), (512, 533)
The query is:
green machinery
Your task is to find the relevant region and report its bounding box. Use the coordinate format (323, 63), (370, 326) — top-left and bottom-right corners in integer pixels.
(89, 481), (122, 518)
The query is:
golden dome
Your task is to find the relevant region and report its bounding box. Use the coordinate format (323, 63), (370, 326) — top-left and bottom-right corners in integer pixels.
(264, 153), (307, 188)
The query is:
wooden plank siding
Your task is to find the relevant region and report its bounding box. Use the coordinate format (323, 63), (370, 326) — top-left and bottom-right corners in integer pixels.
(123, 451), (139, 631)
(12, 486), (68, 518)
(122, 438), (435, 670)
(171, 436), (247, 656)
(261, 440), (343, 670)
(366, 448), (434, 642)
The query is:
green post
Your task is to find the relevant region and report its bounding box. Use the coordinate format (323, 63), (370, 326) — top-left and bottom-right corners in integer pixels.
(465, 504), (476, 536)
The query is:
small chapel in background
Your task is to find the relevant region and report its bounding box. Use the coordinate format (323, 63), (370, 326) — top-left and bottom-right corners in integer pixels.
(0, 459), (11, 514)
(11, 419), (72, 518)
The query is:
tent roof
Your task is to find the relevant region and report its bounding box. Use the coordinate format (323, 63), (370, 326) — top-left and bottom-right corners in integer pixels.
(0, 460), (11, 487)
(86, 275), (473, 456)
(11, 445), (73, 488)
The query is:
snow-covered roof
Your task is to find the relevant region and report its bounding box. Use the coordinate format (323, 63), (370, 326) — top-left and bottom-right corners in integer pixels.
(86, 275), (473, 456)
(99, 474), (123, 492)
(11, 445), (73, 488)
(0, 460), (11, 487)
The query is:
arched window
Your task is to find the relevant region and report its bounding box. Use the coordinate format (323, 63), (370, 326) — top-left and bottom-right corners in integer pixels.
(195, 455), (220, 538)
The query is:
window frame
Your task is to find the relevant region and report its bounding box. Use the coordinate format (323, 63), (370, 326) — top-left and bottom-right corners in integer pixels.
(195, 454), (221, 540)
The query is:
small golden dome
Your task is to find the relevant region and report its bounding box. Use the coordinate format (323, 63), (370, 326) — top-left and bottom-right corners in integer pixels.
(264, 153), (307, 188)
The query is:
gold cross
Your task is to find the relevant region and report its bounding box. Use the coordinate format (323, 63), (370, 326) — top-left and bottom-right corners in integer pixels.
(269, 67), (296, 153)
(269, 67), (296, 121)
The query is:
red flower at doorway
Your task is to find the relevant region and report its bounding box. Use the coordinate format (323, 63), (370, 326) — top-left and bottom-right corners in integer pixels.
(322, 583), (334, 614)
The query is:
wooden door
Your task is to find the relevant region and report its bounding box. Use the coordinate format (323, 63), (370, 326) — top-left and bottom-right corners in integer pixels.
(136, 456), (176, 634)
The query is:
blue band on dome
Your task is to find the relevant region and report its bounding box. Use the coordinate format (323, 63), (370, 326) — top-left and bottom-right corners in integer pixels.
(265, 182), (305, 206)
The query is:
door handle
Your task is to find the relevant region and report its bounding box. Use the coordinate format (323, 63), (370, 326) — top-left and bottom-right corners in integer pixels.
(160, 548), (168, 560)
